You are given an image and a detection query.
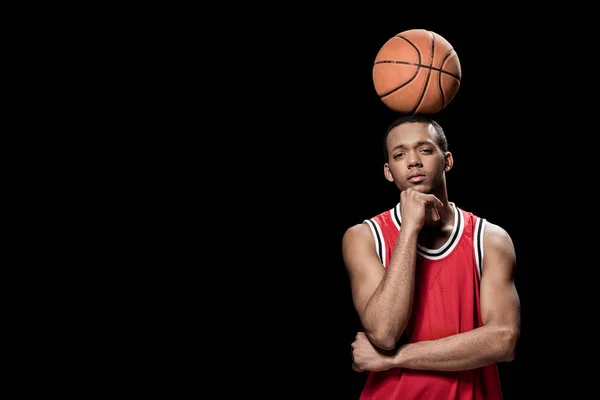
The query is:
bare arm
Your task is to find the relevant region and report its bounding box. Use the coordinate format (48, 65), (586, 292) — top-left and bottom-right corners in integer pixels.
(342, 221), (420, 350)
(391, 222), (521, 370)
(350, 222), (521, 372)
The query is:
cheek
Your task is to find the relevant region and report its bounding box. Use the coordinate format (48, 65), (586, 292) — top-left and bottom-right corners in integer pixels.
(389, 167), (403, 181)
(429, 157), (446, 173)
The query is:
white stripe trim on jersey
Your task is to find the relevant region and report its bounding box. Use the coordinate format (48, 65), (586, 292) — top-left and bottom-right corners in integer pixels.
(417, 203), (461, 258)
(391, 202), (463, 260)
(418, 207), (464, 260)
(364, 219), (387, 268)
(474, 217), (486, 279)
(391, 203), (401, 231)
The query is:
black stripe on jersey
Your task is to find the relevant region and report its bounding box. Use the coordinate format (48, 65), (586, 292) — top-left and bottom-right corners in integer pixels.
(365, 219), (383, 264)
(418, 207), (463, 257)
(476, 218), (484, 277)
(393, 204), (401, 228)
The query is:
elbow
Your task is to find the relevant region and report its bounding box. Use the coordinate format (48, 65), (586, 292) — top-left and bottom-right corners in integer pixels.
(366, 330), (401, 351)
(496, 326), (519, 362)
(371, 337), (397, 352)
(362, 315), (408, 351)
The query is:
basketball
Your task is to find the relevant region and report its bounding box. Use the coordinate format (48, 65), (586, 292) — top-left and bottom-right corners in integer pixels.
(372, 29), (462, 115)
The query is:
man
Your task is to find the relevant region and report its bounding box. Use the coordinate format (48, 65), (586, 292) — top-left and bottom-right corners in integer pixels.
(342, 115), (520, 399)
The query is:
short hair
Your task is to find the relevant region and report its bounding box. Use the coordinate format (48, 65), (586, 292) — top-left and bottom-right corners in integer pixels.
(383, 115), (449, 162)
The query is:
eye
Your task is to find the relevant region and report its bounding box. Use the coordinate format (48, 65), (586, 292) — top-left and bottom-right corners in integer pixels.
(393, 153), (405, 159)
(420, 149), (433, 154)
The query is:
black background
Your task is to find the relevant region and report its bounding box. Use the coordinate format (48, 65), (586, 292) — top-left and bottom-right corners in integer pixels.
(172, 7), (594, 399)
(52, 5), (600, 398)
(281, 20), (533, 399)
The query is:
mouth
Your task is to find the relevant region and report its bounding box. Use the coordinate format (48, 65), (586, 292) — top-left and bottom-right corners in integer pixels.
(408, 175), (426, 183)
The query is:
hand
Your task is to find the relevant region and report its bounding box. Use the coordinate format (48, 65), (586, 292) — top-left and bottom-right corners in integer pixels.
(351, 332), (396, 372)
(399, 188), (444, 231)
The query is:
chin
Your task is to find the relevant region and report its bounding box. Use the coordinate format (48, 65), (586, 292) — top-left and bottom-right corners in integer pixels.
(404, 184), (432, 194)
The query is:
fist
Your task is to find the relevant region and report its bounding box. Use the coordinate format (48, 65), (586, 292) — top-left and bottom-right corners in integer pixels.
(399, 188), (444, 231)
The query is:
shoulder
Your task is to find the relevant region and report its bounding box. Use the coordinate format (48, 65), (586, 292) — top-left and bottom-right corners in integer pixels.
(342, 222), (373, 248)
(482, 221), (517, 269)
(484, 222), (514, 251)
(342, 206), (394, 244)
(342, 222), (383, 274)
(342, 222), (379, 262)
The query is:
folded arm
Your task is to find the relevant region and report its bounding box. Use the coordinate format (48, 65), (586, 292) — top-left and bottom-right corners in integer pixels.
(351, 222), (521, 372)
(343, 222), (420, 350)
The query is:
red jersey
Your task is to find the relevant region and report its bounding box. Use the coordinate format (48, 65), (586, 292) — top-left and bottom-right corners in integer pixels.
(359, 202), (503, 400)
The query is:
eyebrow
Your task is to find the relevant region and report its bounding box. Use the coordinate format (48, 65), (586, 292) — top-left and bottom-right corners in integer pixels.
(390, 140), (434, 152)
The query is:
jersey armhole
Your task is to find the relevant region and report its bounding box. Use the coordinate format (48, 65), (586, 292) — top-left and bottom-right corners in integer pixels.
(364, 219), (386, 268)
(474, 217), (487, 279)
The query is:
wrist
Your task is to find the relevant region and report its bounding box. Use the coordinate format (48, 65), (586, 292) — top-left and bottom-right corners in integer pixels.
(399, 224), (420, 240)
(392, 344), (409, 368)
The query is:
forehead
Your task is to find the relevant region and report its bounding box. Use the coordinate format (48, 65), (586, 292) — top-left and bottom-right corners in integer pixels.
(387, 122), (437, 146)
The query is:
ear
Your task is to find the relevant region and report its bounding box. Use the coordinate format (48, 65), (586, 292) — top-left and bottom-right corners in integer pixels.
(384, 163), (394, 182)
(444, 151), (454, 172)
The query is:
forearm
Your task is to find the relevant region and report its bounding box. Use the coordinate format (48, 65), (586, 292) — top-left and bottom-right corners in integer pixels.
(362, 228), (418, 350)
(391, 325), (516, 371)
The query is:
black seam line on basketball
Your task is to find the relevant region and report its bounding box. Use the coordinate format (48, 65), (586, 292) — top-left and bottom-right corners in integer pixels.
(418, 208), (462, 256)
(410, 30), (435, 115)
(476, 218), (483, 276)
(373, 61), (460, 81)
(379, 71), (419, 98)
(395, 35), (422, 65)
(365, 219), (383, 264)
(438, 50), (459, 108)
(377, 35), (423, 99)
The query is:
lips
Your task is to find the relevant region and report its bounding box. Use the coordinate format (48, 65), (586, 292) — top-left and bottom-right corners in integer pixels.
(408, 174), (426, 183)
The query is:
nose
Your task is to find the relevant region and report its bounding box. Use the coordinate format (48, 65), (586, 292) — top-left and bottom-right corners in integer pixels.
(407, 153), (422, 168)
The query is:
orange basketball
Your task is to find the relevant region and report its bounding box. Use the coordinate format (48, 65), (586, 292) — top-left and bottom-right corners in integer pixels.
(372, 29), (461, 115)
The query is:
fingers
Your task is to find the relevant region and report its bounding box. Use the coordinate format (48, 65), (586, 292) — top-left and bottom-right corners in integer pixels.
(352, 332), (369, 373)
(420, 194), (444, 221)
(426, 195), (443, 222)
(424, 194), (444, 208)
(402, 189), (444, 208)
(431, 204), (440, 221)
(351, 333), (360, 371)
